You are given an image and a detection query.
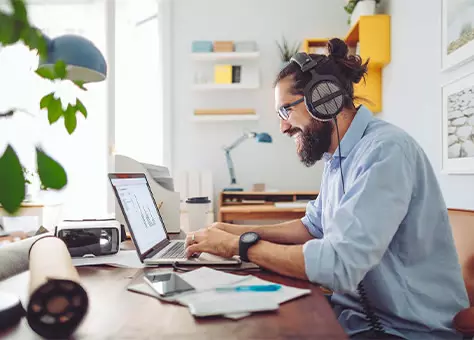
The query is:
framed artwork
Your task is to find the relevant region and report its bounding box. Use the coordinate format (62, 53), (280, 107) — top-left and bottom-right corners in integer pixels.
(442, 0), (474, 71)
(442, 71), (474, 173)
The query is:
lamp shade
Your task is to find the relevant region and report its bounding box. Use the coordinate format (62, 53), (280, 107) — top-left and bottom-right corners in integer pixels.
(255, 133), (272, 143)
(38, 35), (107, 83)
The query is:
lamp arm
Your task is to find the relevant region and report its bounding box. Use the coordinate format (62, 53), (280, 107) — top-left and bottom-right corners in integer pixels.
(224, 132), (255, 152)
(225, 150), (237, 185)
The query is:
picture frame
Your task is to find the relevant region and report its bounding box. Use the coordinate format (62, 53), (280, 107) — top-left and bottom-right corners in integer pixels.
(441, 0), (474, 71)
(442, 70), (474, 174)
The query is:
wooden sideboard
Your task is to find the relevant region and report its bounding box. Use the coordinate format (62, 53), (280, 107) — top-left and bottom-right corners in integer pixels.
(218, 191), (318, 223)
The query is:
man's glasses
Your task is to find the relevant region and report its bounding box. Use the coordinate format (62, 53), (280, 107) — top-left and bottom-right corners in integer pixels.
(277, 97), (304, 120)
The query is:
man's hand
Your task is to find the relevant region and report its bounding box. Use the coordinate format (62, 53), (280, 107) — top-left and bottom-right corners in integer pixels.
(185, 227), (239, 259)
(206, 222), (238, 234)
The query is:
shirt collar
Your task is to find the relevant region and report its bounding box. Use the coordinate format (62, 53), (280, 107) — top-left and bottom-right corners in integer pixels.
(322, 105), (372, 161)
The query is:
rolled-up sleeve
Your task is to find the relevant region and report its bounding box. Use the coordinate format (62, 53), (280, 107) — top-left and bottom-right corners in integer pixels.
(301, 193), (324, 239)
(303, 142), (413, 293)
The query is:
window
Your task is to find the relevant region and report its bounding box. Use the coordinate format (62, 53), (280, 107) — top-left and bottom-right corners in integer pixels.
(115, 0), (166, 167)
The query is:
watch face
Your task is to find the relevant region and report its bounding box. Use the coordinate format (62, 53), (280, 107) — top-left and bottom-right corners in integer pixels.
(242, 232), (258, 243)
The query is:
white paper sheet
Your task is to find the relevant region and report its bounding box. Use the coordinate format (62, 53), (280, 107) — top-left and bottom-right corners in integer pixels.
(127, 267), (311, 320)
(71, 250), (144, 268)
(180, 266), (250, 290)
(175, 272), (310, 318)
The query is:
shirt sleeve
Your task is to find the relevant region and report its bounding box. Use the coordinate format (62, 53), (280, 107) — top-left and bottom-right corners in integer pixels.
(301, 193), (324, 239)
(303, 142), (414, 293)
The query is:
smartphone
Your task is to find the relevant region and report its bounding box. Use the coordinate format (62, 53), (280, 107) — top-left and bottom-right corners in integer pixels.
(143, 272), (195, 297)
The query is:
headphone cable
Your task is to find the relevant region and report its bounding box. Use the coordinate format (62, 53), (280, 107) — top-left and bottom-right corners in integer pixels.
(333, 117), (386, 337)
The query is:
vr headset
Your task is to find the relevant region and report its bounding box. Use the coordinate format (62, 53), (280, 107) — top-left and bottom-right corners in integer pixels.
(55, 219), (123, 257)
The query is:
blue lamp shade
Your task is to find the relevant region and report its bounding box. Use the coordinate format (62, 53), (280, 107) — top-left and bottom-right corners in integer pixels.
(255, 133), (272, 143)
(38, 35), (107, 83)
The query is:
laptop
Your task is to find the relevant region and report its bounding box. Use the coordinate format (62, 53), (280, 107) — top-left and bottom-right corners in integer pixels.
(108, 173), (241, 266)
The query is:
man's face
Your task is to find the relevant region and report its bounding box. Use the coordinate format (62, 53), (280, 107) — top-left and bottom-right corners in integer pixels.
(275, 77), (333, 167)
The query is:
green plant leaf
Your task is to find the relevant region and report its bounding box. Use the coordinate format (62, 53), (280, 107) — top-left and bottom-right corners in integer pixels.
(47, 96), (63, 124)
(64, 104), (77, 134)
(75, 98), (87, 118)
(35, 66), (55, 80)
(36, 147), (67, 190)
(0, 13), (20, 45)
(40, 92), (54, 109)
(0, 145), (25, 214)
(54, 60), (67, 79)
(23, 27), (47, 58)
(12, 0), (28, 23)
(73, 80), (87, 91)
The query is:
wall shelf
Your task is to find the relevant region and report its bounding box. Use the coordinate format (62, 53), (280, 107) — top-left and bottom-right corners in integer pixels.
(303, 15), (391, 113)
(192, 114), (259, 122)
(191, 43), (260, 122)
(191, 52), (260, 61)
(193, 83), (259, 90)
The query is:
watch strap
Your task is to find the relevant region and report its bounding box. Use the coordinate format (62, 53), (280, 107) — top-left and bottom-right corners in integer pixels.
(239, 232), (260, 262)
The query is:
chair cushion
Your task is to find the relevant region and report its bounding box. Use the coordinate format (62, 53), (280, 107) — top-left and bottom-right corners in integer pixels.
(449, 210), (474, 335)
(453, 307), (474, 335)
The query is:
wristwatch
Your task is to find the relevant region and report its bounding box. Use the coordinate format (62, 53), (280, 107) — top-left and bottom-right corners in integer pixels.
(239, 232), (261, 262)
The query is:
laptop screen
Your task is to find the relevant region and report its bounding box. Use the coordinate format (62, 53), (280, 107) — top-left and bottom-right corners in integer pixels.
(110, 176), (167, 255)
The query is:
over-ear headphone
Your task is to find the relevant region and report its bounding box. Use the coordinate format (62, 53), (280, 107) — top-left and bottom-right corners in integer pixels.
(290, 52), (347, 121)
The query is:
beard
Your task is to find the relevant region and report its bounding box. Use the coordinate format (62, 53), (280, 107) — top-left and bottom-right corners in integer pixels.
(288, 119), (333, 167)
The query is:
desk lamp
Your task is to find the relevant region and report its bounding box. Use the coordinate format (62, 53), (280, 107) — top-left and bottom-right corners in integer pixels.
(223, 131), (272, 192)
(0, 32), (107, 332)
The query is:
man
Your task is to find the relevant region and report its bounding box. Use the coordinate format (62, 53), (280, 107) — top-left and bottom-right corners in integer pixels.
(185, 38), (469, 339)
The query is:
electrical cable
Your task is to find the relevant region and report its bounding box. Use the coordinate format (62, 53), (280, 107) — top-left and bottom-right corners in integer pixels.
(334, 117), (386, 337)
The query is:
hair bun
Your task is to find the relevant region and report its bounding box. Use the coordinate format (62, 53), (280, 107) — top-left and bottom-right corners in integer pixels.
(327, 38), (348, 59)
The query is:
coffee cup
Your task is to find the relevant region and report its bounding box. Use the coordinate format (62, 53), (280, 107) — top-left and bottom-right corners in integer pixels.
(185, 197), (211, 232)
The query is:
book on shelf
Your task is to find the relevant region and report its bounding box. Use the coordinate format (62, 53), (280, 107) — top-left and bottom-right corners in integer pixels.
(308, 46), (327, 55)
(214, 64), (232, 84)
(194, 109), (255, 116)
(232, 66), (241, 83)
(213, 41), (234, 52)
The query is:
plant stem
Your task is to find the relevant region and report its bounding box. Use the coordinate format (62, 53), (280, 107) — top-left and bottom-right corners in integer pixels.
(0, 108), (37, 118)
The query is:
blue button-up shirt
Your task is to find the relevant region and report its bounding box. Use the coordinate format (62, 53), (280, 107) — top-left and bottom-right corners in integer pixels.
(301, 106), (469, 339)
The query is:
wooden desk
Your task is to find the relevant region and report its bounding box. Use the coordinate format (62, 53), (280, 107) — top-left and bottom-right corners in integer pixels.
(219, 191), (318, 223)
(0, 268), (346, 339)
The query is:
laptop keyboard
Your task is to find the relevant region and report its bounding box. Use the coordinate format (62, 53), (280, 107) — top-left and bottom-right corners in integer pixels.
(161, 242), (186, 258)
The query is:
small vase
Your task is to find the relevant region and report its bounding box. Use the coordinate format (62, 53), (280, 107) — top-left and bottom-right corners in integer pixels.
(24, 183), (38, 202)
(350, 0), (377, 26)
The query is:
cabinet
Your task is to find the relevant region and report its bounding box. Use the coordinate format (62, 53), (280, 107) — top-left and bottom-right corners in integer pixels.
(218, 191), (318, 223)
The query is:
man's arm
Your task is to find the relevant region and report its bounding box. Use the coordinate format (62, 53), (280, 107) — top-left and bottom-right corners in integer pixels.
(246, 241), (307, 280)
(187, 142), (414, 291)
(214, 193), (325, 245)
(216, 219), (314, 244)
(230, 142), (414, 291)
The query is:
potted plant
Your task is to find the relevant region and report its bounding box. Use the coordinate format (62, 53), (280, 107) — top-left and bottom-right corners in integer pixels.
(22, 166), (36, 201)
(344, 0), (381, 26)
(276, 37), (301, 69)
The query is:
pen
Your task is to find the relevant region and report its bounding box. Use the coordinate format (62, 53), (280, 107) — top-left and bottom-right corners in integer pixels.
(215, 284), (281, 292)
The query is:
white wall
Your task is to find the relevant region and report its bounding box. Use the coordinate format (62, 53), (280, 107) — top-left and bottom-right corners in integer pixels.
(381, 0), (474, 209)
(170, 0), (347, 204)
